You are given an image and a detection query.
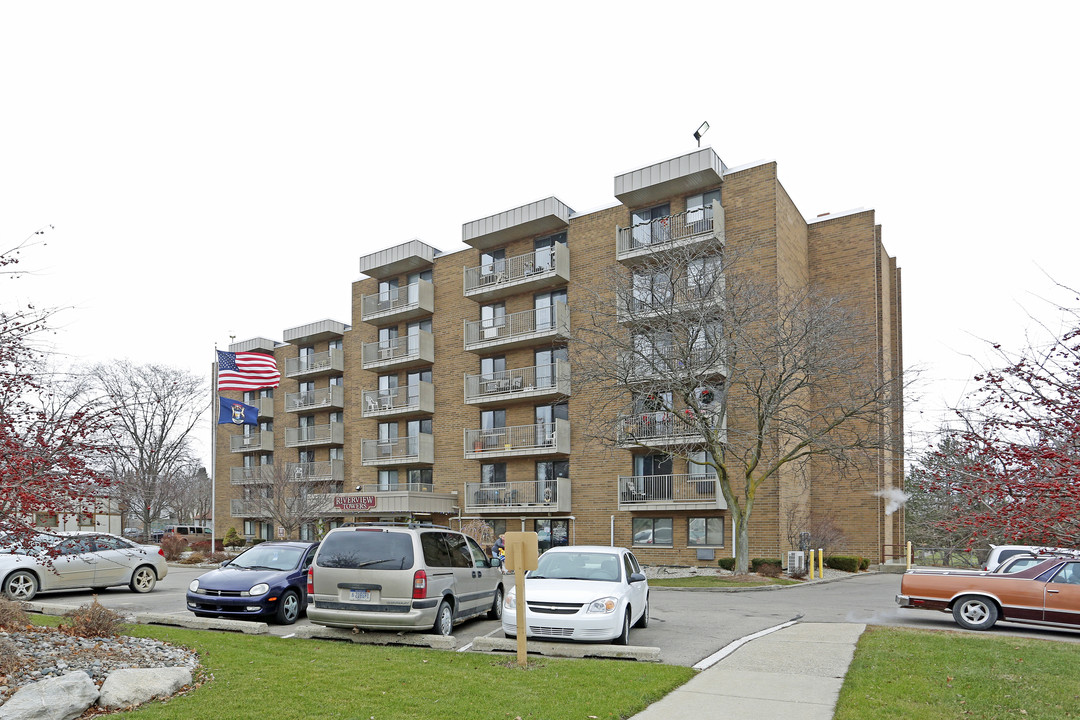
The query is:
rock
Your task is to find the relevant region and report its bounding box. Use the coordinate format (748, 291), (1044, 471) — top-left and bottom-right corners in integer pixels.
(97, 667), (192, 710)
(0, 671), (99, 720)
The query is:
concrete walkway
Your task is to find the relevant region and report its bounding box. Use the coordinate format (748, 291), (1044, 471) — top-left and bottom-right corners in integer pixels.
(630, 622), (866, 719)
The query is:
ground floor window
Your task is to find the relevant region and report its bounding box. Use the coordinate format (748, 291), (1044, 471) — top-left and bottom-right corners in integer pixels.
(535, 518), (569, 553)
(632, 517), (673, 546)
(688, 517), (725, 547)
(35, 512), (59, 528)
(243, 520), (255, 536)
(78, 513), (96, 527)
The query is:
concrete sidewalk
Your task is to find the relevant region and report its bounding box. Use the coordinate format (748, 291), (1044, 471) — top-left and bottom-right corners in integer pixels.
(630, 622), (866, 719)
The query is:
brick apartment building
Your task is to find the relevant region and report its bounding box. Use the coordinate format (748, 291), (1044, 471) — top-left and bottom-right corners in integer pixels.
(215, 147), (903, 566)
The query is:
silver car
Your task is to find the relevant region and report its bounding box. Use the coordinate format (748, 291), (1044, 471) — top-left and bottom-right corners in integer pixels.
(0, 531), (168, 601)
(307, 523), (504, 635)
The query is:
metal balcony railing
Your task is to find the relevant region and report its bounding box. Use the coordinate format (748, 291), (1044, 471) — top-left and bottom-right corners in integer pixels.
(285, 385), (345, 412)
(616, 411), (726, 446)
(616, 200), (725, 261)
(464, 477), (571, 513)
(464, 360), (570, 404)
(464, 303), (570, 350)
(464, 419), (569, 457)
(285, 349), (344, 378)
(618, 474), (719, 505)
(285, 422), (345, 448)
(285, 459), (344, 483)
(360, 280), (434, 323)
(463, 244), (569, 300)
(229, 432), (273, 453)
(361, 382), (434, 417)
(230, 466), (277, 485)
(618, 276), (725, 322)
(361, 331), (435, 369)
(360, 434), (435, 465)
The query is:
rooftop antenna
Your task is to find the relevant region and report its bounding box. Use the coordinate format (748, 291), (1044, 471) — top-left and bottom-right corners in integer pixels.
(694, 121), (710, 148)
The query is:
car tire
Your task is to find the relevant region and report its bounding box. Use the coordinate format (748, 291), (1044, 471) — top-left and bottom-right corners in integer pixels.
(433, 600), (454, 636)
(634, 595), (650, 629)
(487, 586), (504, 620)
(952, 595), (999, 631)
(91, 587), (109, 594)
(503, 631), (516, 639)
(4, 571), (38, 601)
(275, 589), (301, 625)
(129, 566), (157, 594)
(615, 609), (631, 645)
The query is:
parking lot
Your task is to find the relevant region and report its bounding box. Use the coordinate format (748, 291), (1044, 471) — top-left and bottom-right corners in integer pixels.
(25, 567), (1080, 667)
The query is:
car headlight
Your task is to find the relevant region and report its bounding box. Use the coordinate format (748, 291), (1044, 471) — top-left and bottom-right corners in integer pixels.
(504, 589), (516, 610)
(248, 583), (270, 596)
(188, 580), (200, 592)
(586, 597), (618, 614)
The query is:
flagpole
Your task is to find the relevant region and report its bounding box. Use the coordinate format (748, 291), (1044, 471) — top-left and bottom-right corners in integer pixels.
(211, 346), (218, 555)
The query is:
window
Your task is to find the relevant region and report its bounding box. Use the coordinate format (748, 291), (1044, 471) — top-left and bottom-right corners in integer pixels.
(687, 254), (722, 299)
(299, 346), (314, 371)
(535, 518), (569, 553)
(330, 375), (344, 387)
(328, 339), (343, 351)
(631, 203), (671, 247)
(533, 232), (566, 271)
(35, 512), (59, 528)
(378, 279), (399, 307)
(378, 469), (398, 491)
(260, 387), (274, 399)
(243, 520), (255, 536)
(632, 517), (673, 546)
(685, 189), (721, 230)
(481, 463), (506, 485)
(406, 369), (432, 403)
(406, 319), (431, 354)
(688, 517), (725, 547)
(534, 346), (568, 388)
(534, 289), (567, 329)
(632, 267), (672, 312)
(536, 461), (568, 503)
(481, 303), (506, 334)
(480, 249), (507, 278)
(406, 270), (432, 303)
(378, 327), (398, 356)
(407, 468), (433, 488)
(78, 514), (95, 527)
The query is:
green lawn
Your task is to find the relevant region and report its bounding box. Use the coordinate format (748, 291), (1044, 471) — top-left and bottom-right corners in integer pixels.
(53, 620), (692, 720)
(648, 575), (799, 588)
(835, 626), (1080, 719)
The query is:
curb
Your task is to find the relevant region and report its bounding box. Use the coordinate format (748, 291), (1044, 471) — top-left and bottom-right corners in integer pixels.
(293, 625), (458, 650)
(471, 636), (661, 662)
(647, 570), (882, 592)
(27, 602), (271, 635)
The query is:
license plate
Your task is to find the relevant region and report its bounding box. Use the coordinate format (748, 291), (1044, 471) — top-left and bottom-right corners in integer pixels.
(349, 589), (371, 601)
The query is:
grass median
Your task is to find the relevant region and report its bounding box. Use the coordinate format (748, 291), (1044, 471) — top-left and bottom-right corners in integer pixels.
(648, 575), (800, 588)
(835, 626), (1080, 719)
(47, 619), (693, 720)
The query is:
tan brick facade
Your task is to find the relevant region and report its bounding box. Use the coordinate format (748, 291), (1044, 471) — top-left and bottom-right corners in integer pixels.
(214, 151), (903, 566)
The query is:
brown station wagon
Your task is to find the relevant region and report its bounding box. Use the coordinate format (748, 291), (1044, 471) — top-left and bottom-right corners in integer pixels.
(897, 558), (1080, 631)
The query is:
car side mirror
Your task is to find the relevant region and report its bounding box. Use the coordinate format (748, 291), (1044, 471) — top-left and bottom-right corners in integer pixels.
(629, 572), (647, 583)
(219, 559), (230, 567)
(490, 555), (502, 567)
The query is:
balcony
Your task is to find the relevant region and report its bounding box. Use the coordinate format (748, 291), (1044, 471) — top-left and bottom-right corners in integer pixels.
(229, 432), (273, 453)
(285, 349), (345, 379)
(462, 197), (572, 251)
(230, 466), (276, 485)
(256, 397), (274, 419)
(305, 487), (457, 517)
(464, 419), (569, 459)
(617, 277), (725, 324)
(362, 382), (435, 419)
(285, 459), (345, 484)
(616, 201), (725, 264)
(616, 412), (726, 448)
(463, 244), (570, 303)
(360, 280), (435, 325)
(358, 239), (439, 279)
(231, 499), (265, 518)
(361, 331), (435, 371)
(617, 474), (727, 512)
(465, 478), (571, 514)
(464, 360), (570, 407)
(621, 345), (728, 383)
(285, 422), (345, 448)
(285, 385), (345, 413)
(360, 434), (435, 466)
(464, 304), (570, 353)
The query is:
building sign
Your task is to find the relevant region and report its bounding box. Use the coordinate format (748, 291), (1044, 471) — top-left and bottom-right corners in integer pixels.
(333, 495), (377, 511)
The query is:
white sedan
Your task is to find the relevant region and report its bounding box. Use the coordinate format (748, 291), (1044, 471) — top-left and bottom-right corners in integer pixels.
(1, 531), (169, 601)
(502, 545), (649, 644)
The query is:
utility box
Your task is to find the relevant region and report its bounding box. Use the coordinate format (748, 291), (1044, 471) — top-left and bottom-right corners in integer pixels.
(786, 550), (806, 574)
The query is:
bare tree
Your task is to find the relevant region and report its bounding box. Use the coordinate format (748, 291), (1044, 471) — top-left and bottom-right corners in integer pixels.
(237, 463), (336, 540)
(170, 466), (211, 525)
(572, 239), (903, 574)
(89, 361), (208, 536)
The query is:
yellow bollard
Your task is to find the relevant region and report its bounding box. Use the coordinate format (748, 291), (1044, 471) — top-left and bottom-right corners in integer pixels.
(818, 548), (824, 578)
(906, 540), (912, 571)
(808, 549), (815, 579)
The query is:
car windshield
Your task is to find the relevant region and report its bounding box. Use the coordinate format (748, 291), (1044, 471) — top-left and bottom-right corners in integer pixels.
(316, 531), (414, 570)
(230, 545), (305, 571)
(530, 552), (622, 582)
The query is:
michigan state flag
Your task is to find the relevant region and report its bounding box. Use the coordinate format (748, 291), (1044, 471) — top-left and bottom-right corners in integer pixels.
(218, 397), (259, 426)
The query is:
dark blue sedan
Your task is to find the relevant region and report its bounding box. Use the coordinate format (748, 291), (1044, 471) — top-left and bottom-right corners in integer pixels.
(186, 541), (318, 624)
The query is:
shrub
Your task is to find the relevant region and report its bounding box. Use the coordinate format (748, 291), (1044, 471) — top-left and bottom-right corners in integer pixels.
(750, 558), (783, 573)
(0, 597), (30, 630)
(248, 538), (266, 546)
(182, 552), (206, 564)
(159, 533), (188, 561)
(824, 555), (861, 573)
(62, 597), (123, 638)
(0, 637), (25, 675)
(222, 527), (245, 549)
(717, 557), (736, 571)
(757, 562), (782, 578)
(859, 556), (870, 571)
(190, 540), (212, 553)
(205, 551), (229, 564)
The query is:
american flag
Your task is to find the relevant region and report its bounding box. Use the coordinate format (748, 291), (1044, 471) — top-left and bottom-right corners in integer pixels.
(217, 350), (280, 391)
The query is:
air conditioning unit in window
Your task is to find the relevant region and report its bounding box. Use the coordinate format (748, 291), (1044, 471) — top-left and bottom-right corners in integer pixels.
(786, 550), (805, 574)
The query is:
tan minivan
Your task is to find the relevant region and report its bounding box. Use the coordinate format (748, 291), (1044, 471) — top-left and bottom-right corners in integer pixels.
(306, 523), (504, 635)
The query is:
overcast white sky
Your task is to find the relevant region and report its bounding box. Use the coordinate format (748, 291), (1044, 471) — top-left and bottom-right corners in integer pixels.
(3, 2), (1078, 468)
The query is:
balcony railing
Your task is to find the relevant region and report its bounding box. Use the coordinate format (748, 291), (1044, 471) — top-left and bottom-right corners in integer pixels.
(617, 276), (724, 323)
(285, 422), (345, 448)
(621, 344), (728, 382)
(361, 382), (435, 418)
(464, 304), (570, 353)
(464, 477), (572, 514)
(463, 244), (570, 302)
(285, 349), (345, 379)
(229, 432), (273, 453)
(616, 412), (726, 447)
(617, 473), (726, 510)
(285, 385), (345, 413)
(616, 200), (725, 262)
(464, 419), (569, 459)
(361, 331), (435, 370)
(360, 280), (435, 324)
(360, 434), (435, 466)
(464, 360), (570, 405)
(285, 459), (344, 483)
(230, 466), (277, 485)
